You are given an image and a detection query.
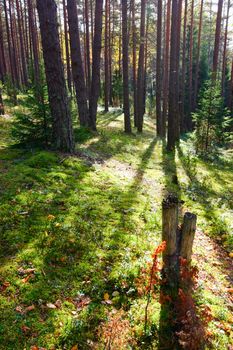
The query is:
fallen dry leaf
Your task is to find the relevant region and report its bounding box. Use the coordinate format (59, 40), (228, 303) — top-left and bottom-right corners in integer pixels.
(25, 305), (35, 313)
(22, 274), (33, 283)
(55, 299), (62, 308)
(21, 325), (31, 333)
(71, 345), (78, 350)
(18, 267), (36, 276)
(0, 281), (10, 292)
(46, 303), (57, 309)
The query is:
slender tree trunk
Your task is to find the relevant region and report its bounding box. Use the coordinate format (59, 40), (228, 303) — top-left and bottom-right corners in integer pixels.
(156, 0), (162, 136)
(188, 0), (194, 115)
(16, 0), (28, 85)
(0, 88), (4, 115)
(213, 0), (223, 78)
(0, 6), (7, 80)
(132, 0), (137, 127)
(28, 0), (40, 84)
(63, 0), (72, 93)
(89, 0), (104, 130)
(137, 0), (146, 133)
(85, 0), (91, 99)
(104, 0), (109, 112)
(167, 0), (179, 151)
(122, 0), (131, 133)
(9, 0), (20, 87)
(180, 0), (188, 132)
(162, 0), (171, 137)
(221, 0), (230, 96)
(193, 0), (204, 110)
(36, 0), (74, 152)
(67, 0), (89, 127)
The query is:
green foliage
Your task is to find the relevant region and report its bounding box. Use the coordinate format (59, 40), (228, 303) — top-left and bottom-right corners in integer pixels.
(11, 67), (52, 147)
(193, 80), (232, 155)
(3, 75), (17, 105)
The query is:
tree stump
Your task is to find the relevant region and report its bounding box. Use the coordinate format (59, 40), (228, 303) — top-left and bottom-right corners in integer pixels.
(162, 194), (179, 288)
(180, 212), (197, 263)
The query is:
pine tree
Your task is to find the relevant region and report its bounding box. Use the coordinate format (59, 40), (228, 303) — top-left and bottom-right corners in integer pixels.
(193, 80), (231, 154)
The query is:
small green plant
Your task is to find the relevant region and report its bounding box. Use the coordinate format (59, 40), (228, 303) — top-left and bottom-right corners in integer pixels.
(192, 80), (232, 155)
(11, 66), (52, 147)
(4, 74), (17, 105)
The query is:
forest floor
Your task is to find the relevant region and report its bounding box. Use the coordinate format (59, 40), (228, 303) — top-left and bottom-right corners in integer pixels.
(0, 102), (233, 350)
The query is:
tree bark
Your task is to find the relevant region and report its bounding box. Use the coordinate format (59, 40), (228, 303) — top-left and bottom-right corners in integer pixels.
(162, 0), (171, 137)
(104, 0), (109, 112)
(89, 0), (104, 130)
(28, 0), (40, 84)
(16, 0), (28, 85)
(36, 0), (74, 152)
(156, 0), (162, 136)
(137, 0), (146, 133)
(67, 0), (89, 127)
(213, 0), (223, 78)
(122, 0), (131, 133)
(188, 0), (194, 115)
(0, 88), (4, 115)
(63, 0), (72, 93)
(221, 0), (230, 96)
(193, 0), (204, 109)
(180, 0), (187, 132)
(131, 0), (137, 127)
(85, 0), (91, 98)
(167, 0), (180, 150)
(180, 212), (197, 263)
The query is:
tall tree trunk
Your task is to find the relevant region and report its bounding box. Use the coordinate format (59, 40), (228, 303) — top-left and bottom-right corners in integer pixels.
(180, 0), (188, 132)
(104, 0), (109, 112)
(16, 0), (28, 85)
(28, 0), (40, 84)
(212, 0), (223, 78)
(167, 0), (180, 151)
(193, 0), (204, 109)
(122, 0), (131, 133)
(137, 0), (146, 133)
(0, 6), (7, 80)
(36, 0), (74, 152)
(156, 0), (162, 136)
(132, 0), (137, 127)
(67, 0), (89, 127)
(89, 0), (104, 130)
(162, 0), (171, 137)
(188, 0), (194, 115)
(85, 0), (91, 99)
(63, 0), (72, 93)
(221, 0), (230, 96)
(9, 0), (20, 87)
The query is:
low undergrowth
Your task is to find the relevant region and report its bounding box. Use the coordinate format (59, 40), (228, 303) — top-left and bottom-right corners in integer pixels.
(0, 100), (232, 349)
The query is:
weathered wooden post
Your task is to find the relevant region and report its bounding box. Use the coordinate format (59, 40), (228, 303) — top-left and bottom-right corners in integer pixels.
(180, 212), (197, 263)
(162, 194), (179, 289)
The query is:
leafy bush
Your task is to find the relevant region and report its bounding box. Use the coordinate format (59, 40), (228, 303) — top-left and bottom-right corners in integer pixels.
(192, 80), (232, 155)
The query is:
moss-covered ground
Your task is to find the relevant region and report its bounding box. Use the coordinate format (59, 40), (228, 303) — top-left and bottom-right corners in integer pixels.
(0, 102), (232, 349)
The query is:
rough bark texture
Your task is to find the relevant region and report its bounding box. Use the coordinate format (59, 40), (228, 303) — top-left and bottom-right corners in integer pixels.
(137, 0), (146, 133)
(180, 0), (187, 132)
(193, 0), (204, 109)
(89, 0), (104, 130)
(221, 0), (230, 96)
(104, 0), (109, 112)
(213, 0), (223, 78)
(63, 0), (72, 93)
(28, 0), (40, 84)
(16, 0), (28, 85)
(162, 0), (171, 137)
(156, 0), (162, 136)
(188, 0), (194, 115)
(180, 212), (197, 263)
(132, 0), (137, 127)
(67, 0), (89, 127)
(36, 0), (74, 152)
(0, 88), (4, 115)
(85, 0), (91, 98)
(167, 0), (180, 150)
(122, 0), (131, 133)
(162, 195), (179, 287)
